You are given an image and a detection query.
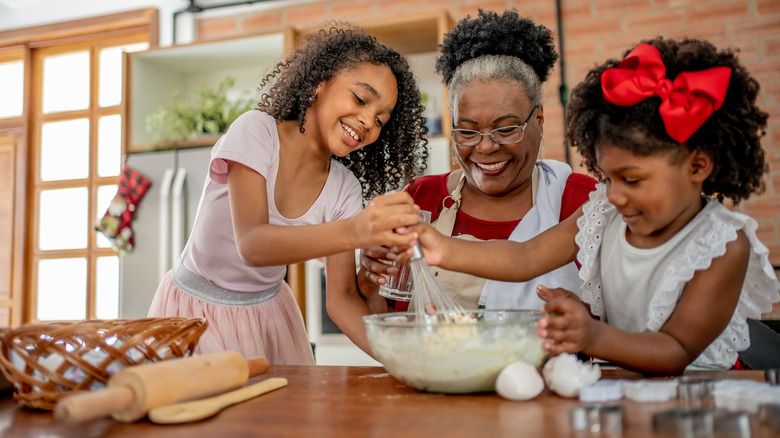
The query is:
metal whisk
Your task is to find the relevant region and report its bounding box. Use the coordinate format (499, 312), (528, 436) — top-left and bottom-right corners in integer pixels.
(408, 244), (469, 322)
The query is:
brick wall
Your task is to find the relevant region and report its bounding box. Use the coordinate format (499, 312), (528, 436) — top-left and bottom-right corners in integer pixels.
(196, 0), (780, 266)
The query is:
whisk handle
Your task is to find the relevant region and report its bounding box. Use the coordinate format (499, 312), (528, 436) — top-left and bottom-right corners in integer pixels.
(411, 244), (424, 260)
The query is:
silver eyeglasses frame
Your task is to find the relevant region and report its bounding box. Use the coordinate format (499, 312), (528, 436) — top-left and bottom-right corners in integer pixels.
(451, 107), (538, 147)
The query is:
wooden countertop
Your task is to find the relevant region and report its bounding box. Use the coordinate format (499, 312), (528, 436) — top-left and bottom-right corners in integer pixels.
(0, 365), (776, 438)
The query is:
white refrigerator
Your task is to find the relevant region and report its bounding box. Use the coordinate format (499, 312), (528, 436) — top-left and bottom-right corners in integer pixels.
(118, 146), (212, 319)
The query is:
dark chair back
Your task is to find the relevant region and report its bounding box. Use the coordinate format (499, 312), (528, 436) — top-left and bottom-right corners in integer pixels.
(740, 318), (780, 370)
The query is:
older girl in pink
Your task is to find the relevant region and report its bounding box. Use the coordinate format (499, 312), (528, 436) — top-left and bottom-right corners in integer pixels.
(148, 25), (428, 365)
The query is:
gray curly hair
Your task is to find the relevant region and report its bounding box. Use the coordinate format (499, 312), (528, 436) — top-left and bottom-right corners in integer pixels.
(447, 55), (543, 115)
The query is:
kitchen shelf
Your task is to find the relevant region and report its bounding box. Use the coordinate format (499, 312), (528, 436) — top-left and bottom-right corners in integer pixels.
(359, 11), (455, 172)
(123, 32), (286, 153)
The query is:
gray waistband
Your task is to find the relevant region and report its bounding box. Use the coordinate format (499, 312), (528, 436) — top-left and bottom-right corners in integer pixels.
(172, 262), (282, 307)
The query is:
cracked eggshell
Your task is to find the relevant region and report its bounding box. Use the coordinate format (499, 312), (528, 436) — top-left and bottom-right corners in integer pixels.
(495, 361), (545, 401)
(542, 353), (601, 398)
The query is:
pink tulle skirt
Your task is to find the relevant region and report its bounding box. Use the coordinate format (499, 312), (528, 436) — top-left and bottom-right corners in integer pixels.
(148, 271), (315, 365)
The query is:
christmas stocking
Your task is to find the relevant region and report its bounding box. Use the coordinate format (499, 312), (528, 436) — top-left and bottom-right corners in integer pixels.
(95, 162), (152, 252)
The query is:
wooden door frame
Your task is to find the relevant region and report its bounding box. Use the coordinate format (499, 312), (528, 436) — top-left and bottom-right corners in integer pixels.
(0, 8), (158, 325)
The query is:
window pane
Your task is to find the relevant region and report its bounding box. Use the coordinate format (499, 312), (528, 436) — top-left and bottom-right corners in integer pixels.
(37, 257), (87, 320)
(42, 50), (90, 113)
(96, 256), (119, 319)
(0, 60), (23, 119)
(98, 115), (121, 177)
(39, 187), (88, 250)
(40, 118), (90, 181)
(96, 184), (118, 249)
(98, 42), (149, 108)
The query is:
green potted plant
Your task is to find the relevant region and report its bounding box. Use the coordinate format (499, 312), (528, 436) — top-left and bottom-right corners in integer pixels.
(144, 76), (255, 146)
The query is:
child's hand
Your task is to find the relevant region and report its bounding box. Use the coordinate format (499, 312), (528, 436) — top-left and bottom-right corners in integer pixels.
(537, 287), (597, 355)
(536, 285), (581, 303)
(395, 221), (447, 267)
(354, 192), (419, 249)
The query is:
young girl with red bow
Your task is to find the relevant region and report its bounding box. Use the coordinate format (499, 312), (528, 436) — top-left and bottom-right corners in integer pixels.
(411, 37), (780, 374)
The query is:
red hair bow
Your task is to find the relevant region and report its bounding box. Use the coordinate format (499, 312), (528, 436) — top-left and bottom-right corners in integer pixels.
(601, 43), (731, 143)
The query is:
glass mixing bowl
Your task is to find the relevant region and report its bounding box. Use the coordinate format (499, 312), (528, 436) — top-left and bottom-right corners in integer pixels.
(363, 309), (547, 394)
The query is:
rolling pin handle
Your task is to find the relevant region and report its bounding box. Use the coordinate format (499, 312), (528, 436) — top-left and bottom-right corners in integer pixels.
(55, 386), (135, 424)
(247, 356), (270, 377)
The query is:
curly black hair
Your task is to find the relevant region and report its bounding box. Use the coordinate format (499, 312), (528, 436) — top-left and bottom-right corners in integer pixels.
(566, 37), (768, 204)
(257, 23), (428, 201)
(435, 9), (559, 86)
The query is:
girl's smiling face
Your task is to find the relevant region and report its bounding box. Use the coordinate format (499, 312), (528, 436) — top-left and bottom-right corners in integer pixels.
(310, 62), (398, 157)
(595, 142), (713, 248)
(452, 79), (542, 199)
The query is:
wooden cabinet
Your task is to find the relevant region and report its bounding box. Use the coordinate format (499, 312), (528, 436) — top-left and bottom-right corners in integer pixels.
(122, 31), (286, 153)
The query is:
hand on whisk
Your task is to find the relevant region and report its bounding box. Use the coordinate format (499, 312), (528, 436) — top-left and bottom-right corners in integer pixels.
(352, 192), (420, 249)
(396, 221), (447, 267)
(359, 203), (430, 286)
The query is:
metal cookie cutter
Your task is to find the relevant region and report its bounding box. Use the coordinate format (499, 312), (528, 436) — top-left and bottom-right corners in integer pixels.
(712, 411), (750, 438)
(652, 408), (751, 438)
(758, 403), (780, 432)
(570, 403), (624, 435)
(652, 408), (712, 437)
(766, 368), (780, 385)
(677, 376), (714, 408)
(677, 376), (714, 399)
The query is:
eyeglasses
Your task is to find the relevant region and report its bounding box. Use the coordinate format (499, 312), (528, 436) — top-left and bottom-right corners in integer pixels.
(451, 107), (537, 147)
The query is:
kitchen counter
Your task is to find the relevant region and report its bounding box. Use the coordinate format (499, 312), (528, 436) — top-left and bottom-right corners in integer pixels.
(0, 365), (776, 438)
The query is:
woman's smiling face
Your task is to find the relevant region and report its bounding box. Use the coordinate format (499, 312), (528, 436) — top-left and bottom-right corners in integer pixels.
(452, 79), (542, 198)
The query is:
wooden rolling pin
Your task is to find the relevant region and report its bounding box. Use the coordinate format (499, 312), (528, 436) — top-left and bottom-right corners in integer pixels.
(55, 351), (269, 423)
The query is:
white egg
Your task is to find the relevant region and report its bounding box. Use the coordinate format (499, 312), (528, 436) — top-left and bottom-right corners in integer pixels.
(495, 361), (545, 401)
(542, 353), (601, 398)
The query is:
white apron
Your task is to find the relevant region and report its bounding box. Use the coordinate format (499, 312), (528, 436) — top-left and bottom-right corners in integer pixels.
(479, 160), (583, 310)
(427, 165), (541, 309)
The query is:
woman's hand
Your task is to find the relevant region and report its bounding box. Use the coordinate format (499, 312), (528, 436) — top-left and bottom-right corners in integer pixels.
(356, 249), (394, 313)
(359, 246), (399, 286)
(537, 285), (599, 355)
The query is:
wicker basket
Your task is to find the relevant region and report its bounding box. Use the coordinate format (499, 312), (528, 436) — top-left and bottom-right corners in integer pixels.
(0, 317), (207, 410)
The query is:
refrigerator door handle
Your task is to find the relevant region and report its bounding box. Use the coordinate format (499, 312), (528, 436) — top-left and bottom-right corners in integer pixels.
(158, 168), (177, 280)
(171, 167), (188, 266)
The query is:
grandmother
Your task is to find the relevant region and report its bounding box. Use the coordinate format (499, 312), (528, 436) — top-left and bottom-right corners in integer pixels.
(358, 9), (597, 310)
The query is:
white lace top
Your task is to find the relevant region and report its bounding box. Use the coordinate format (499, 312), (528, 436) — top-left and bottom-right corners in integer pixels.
(575, 184), (780, 369)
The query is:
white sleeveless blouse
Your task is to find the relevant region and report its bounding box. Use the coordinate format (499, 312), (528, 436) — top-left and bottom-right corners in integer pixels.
(576, 184), (780, 369)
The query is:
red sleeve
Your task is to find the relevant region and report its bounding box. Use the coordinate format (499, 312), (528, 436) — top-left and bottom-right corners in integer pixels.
(559, 172), (598, 221)
(405, 173), (452, 222)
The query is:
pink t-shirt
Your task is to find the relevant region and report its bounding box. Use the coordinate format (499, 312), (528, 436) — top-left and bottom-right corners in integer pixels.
(179, 110), (363, 292)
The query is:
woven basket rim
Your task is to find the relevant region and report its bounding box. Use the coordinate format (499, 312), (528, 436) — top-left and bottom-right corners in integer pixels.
(0, 317), (207, 410)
